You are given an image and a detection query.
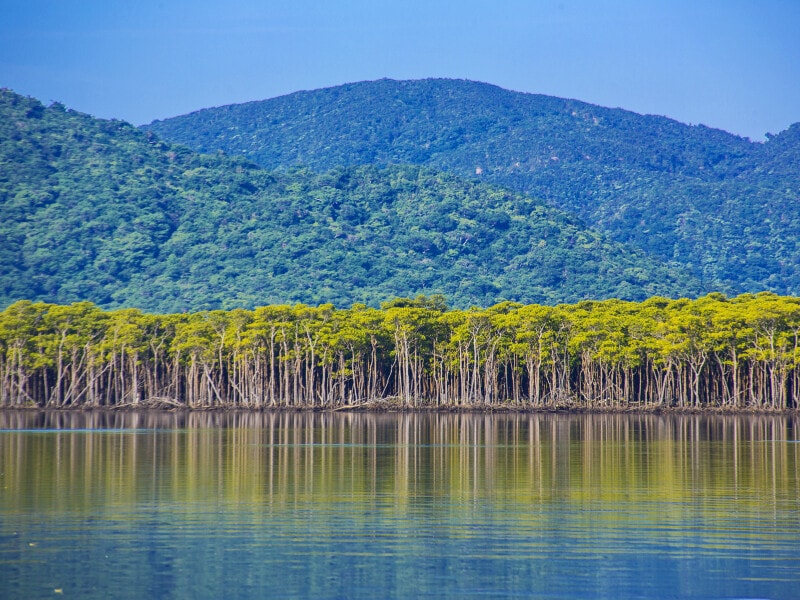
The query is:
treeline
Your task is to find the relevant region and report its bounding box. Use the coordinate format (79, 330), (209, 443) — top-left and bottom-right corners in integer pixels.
(1, 293), (800, 410)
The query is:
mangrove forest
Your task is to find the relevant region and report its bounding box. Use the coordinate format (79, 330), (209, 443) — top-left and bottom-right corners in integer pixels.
(1, 292), (800, 410)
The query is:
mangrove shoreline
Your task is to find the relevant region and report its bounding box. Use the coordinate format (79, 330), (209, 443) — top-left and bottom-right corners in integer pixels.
(3, 293), (800, 411)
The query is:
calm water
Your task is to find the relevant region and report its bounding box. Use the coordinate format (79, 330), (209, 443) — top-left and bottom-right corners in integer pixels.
(1, 411), (799, 599)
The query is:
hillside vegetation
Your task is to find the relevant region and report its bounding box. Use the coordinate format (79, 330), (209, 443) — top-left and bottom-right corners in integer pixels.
(1, 89), (701, 312)
(144, 78), (800, 295)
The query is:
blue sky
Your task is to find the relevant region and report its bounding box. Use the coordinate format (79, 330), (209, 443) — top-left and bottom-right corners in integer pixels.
(1, 0), (798, 140)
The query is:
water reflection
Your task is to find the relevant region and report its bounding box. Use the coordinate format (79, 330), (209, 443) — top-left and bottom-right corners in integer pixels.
(2, 411), (800, 599)
(2, 411), (798, 514)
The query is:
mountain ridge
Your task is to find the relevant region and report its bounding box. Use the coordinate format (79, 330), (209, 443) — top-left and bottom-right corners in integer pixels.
(143, 78), (800, 296)
(0, 88), (703, 312)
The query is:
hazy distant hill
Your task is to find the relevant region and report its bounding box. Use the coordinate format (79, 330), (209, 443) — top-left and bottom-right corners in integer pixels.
(144, 78), (800, 295)
(0, 89), (702, 311)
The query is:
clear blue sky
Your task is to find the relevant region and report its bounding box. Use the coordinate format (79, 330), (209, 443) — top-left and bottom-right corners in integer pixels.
(1, 0), (798, 140)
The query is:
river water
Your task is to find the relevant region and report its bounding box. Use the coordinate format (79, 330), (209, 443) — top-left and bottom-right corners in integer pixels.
(1, 411), (798, 599)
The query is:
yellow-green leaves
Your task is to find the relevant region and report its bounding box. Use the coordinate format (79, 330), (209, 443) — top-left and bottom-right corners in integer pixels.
(3, 294), (800, 409)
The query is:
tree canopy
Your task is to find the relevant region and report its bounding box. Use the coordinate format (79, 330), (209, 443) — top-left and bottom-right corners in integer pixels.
(2, 293), (799, 410)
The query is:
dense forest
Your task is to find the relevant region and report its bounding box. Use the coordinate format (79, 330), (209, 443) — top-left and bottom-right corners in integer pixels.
(4, 85), (800, 412)
(0, 88), (700, 311)
(144, 78), (800, 295)
(2, 293), (799, 410)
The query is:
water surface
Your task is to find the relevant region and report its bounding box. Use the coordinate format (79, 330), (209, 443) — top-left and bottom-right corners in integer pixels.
(1, 411), (799, 599)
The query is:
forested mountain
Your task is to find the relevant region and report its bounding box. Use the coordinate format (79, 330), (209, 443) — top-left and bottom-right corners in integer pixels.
(144, 78), (800, 295)
(0, 89), (701, 312)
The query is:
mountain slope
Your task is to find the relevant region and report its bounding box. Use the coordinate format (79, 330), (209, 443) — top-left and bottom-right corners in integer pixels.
(0, 89), (703, 311)
(143, 78), (800, 294)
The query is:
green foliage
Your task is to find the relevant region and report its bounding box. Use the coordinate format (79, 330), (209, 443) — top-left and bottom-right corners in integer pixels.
(0, 89), (702, 312)
(3, 293), (800, 409)
(144, 78), (800, 295)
